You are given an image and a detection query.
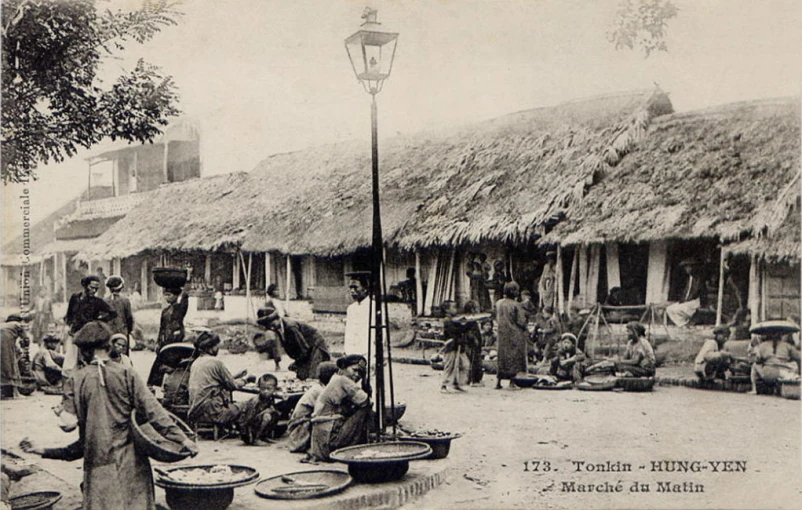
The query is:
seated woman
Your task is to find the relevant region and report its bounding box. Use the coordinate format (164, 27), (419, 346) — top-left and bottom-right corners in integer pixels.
(287, 362), (338, 454)
(749, 330), (801, 394)
(615, 322), (656, 377)
(236, 374), (282, 445)
(308, 355), (371, 463)
(187, 331), (247, 428)
(32, 334), (64, 390)
(550, 333), (586, 382)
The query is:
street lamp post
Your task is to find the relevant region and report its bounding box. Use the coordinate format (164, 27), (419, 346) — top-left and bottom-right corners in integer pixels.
(345, 7), (399, 436)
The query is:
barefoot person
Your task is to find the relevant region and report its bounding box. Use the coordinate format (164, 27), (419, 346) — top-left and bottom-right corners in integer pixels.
(287, 362), (338, 454)
(236, 374), (281, 445)
(20, 321), (197, 510)
(495, 282), (529, 389)
(308, 355), (371, 462)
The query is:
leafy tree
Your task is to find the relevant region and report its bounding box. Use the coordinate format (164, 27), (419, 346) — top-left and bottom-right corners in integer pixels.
(1, 0), (182, 183)
(608, 0), (679, 58)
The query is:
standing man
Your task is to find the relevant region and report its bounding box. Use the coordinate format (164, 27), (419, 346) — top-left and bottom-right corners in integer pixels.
(344, 272), (374, 358)
(257, 308), (331, 381)
(105, 276), (134, 356)
(538, 251), (558, 311)
(64, 276), (117, 374)
(20, 321), (197, 510)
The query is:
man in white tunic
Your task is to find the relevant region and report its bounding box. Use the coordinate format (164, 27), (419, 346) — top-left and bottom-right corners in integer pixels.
(343, 274), (375, 357)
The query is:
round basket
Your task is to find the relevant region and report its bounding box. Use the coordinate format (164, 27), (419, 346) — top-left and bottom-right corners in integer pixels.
(512, 373), (539, 388)
(397, 433), (461, 459)
(384, 402), (406, 426)
(576, 376), (618, 392)
(152, 267), (188, 289)
(154, 464), (260, 489)
(9, 491), (62, 510)
(779, 379), (801, 400)
(330, 442), (431, 483)
(255, 470), (352, 500)
(616, 377), (655, 392)
(131, 410), (197, 463)
(17, 377), (37, 396)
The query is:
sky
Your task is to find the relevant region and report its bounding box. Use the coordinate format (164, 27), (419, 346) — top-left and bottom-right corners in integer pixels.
(3, 0), (802, 235)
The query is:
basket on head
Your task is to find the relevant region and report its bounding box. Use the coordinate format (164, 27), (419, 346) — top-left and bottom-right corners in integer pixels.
(131, 410), (196, 462)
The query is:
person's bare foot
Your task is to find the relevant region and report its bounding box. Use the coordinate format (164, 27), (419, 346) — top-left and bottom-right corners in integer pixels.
(440, 385), (449, 393)
(452, 385), (465, 392)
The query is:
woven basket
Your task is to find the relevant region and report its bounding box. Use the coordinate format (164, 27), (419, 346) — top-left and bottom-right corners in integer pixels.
(780, 380), (801, 400)
(616, 377), (655, 392)
(131, 410), (196, 463)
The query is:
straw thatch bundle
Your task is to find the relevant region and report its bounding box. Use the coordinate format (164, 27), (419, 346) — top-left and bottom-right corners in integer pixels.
(244, 89), (672, 255)
(546, 97), (800, 260)
(79, 89), (672, 259)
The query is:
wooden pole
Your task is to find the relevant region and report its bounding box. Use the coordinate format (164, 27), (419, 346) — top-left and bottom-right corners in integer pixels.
(204, 254), (212, 286)
(716, 249), (726, 326)
(285, 255), (291, 308)
(567, 248), (578, 314)
(415, 251), (423, 316)
(556, 245), (565, 315)
(265, 252), (272, 291)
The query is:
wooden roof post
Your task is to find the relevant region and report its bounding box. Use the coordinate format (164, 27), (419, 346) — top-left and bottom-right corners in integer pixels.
(415, 250), (423, 316)
(556, 245), (565, 315)
(716, 248), (726, 326)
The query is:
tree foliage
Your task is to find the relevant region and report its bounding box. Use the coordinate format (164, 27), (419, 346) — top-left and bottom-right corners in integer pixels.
(1, 0), (182, 183)
(608, 0), (679, 58)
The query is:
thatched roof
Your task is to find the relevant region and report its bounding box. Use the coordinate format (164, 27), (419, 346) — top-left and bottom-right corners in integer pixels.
(545, 97), (800, 259)
(242, 89), (673, 255)
(76, 172), (254, 259)
(78, 89), (672, 259)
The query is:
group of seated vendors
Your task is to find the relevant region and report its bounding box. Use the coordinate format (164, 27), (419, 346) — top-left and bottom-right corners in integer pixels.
(694, 321), (801, 393)
(528, 320), (658, 384)
(150, 306), (371, 462)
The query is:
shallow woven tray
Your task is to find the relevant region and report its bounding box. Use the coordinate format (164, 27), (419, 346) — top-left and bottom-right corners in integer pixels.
(9, 491), (62, 510)
(154, 464), (260, 490)
(131, 410), (196, 463)
(255, 470), (352, 500)
(330, 441), (431, 465)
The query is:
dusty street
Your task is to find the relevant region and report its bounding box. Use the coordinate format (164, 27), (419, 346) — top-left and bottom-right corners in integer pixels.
(2, 349), (801, 510)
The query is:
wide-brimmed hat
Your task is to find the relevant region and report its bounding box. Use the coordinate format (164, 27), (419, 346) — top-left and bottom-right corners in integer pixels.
(256, 307), (280, 328)
(106, 276), (124, 291)
(560, 333), (578, 345)
(73, 322), (112, 348)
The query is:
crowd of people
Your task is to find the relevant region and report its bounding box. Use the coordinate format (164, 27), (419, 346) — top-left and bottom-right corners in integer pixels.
(2, 260), (800, 509)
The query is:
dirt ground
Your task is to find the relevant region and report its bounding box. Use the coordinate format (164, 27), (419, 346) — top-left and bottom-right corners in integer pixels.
(2, 348), (801, 510)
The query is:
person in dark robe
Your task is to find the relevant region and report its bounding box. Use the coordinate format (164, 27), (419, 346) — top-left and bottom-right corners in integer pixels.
(287, 362), (338, 453)
(1, 316), (28, 399)
(307, 355), (371, 463)
(187, 331), (247, 426)
(467, 261), (492, 312)
(20, 321), (197, 510)
(495, 282), (528, 389)
(104, 276), (134, 356)
(257, 308), (331, 381)
(64, 276), (117, 374)
(490, 260), (511, 305)
(146, 287), (188, 387)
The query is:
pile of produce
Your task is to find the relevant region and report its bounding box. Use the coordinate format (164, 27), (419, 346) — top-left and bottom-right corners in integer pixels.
(280, 379), (313, 394)
(161, 465), (251, 485)
(399, 427), (455, 439)
(352, 449), (406, 460)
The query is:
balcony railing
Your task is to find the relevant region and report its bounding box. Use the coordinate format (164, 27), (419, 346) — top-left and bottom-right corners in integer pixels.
(74, 192), (151, 219)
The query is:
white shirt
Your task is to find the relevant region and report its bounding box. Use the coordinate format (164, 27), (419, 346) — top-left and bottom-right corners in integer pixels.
(344, 297), (374, 357)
